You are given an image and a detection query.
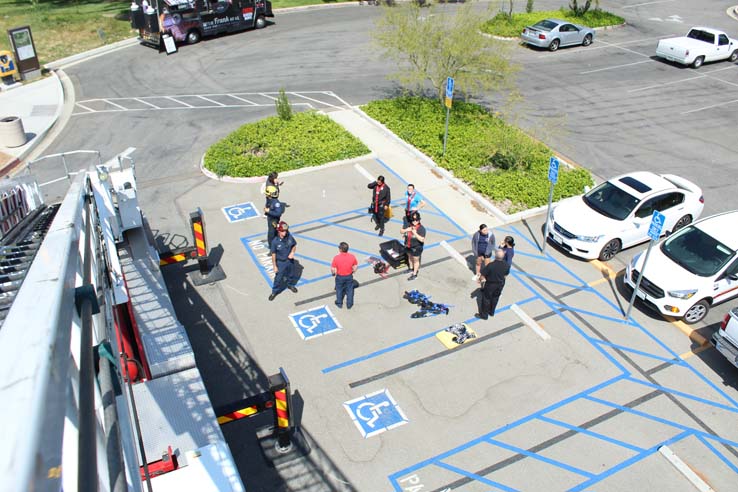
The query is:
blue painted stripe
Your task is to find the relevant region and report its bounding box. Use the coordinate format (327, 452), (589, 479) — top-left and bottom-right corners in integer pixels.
(297, 232), (377, 257)
(486, 439), (595, 478)
(584, 395), (701, 433)
(548, 302), (630, 325)
(240, 237), (274, 287)
(433, 461), (519, 492)
(376, 157), (467, 235)
(322, 295), (538, 374)
(293, 253), (332, 267)
(589, 339), (686, 366)
(624, 376), (738, 414)
(511, 249), (555, 262)
(515, 271), (584, 290)
(388, 375), (627, 485)
(242, 207), (369, 242)
(567, 431), (691, 492)
(537, 416), (646, 453)
(696, 435), (738, 475)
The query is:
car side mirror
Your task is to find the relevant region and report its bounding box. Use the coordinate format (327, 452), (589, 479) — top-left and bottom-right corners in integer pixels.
(728, 273), (738, 281)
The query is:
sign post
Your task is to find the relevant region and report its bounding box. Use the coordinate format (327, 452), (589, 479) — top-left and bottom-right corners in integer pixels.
(541, 156), (559, 253)
(442, 77), (454, 156)
(625, 210), (665, 320)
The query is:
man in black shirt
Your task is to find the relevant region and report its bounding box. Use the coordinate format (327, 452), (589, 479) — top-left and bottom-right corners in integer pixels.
(475, 249), (510, 320)
(368, 175), (391, 236)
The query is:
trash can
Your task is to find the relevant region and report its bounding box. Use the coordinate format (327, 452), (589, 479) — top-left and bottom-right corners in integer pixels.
(0, 117), (27, 148)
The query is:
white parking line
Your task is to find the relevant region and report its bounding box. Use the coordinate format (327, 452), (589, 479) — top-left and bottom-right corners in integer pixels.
(166, 96), (193, 108)
(440, 240), (468, 270)
(228, 94), (258, 105)
(354, 163), (375, 181)
(535, 37), (661, 59)
(596, 40), (652, 58)
(629, 74), (705, 93)
(197, 95), (226, 107)
(681, 98), (738, 115)
(579, 59), (654, 74)
(623, 0), (675, 7)
(105, 100), (128, 110)
(289, 92), (345, 110)
(658, 446), (714, 492)
(134, 98), (160, 109)
(511, 303), (550, 340)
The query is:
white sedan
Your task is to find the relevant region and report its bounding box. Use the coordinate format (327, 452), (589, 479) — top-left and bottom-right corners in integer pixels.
(548, 172), (704, 261)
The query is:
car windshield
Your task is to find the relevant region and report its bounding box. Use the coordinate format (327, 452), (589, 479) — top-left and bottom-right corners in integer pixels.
(660, 225), (735, 277)
(582, 181), (640, 221)
(532, 20), (558, 31)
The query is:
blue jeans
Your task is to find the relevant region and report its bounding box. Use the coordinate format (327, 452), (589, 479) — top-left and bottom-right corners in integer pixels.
(272, 259), (295, 295)
(335, 274), (354, 308)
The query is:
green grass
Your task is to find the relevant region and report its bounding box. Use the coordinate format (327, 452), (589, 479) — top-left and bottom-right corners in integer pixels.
(203, 110), (369, 177)
(362, 97), (593, 213)
(0, 0), (343, 65)
(482, 8), (625, 38)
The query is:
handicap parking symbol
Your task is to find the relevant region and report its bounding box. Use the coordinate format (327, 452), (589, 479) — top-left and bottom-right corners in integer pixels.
(289, 305), (342, 340)
(222, 202), (259, 223)
(343, 389), (408, 438)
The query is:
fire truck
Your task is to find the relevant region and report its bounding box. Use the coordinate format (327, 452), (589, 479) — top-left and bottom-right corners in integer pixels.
(131, 0), (274, 47)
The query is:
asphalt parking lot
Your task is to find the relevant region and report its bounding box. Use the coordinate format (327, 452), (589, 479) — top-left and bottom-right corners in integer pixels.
(163, 146), (738, 491)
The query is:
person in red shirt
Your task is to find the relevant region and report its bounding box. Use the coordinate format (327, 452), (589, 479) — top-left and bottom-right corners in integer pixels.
(331, 242), (359, 309)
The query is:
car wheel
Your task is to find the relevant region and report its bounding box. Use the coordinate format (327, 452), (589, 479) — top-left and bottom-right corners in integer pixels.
(672, 214), (692, 233)
(582, 34), (593, 47)
(186, 29), (201, 45)
(598, 239), (621, 261)
(549, 39), (560, 52)
(683, 299), (709, 324)
(255, 15), (266, 29)
(692, 56), (704, 69)
(730, 50), (738, 63)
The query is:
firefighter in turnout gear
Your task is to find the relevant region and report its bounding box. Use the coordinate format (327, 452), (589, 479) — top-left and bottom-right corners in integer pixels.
(264, 185), (284, 245)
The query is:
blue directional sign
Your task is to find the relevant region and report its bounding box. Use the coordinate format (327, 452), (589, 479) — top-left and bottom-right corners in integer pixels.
(343, 389), (408, 438)
(445, 77), (455, 99)
(222, 202), (259, 223)
(289, 305), (342, 340)
(648, 210), (666, 241)
(548, 156), (560, 184)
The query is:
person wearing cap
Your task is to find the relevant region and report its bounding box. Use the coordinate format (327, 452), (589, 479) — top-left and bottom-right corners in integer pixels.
(264, 185), (283, 246)
(400, 211), (426, 281)
(269, 221), (298, 301)
(367, 175), (391, 236)
(331, 242), (358, 309)
(402, 184), (426, 227)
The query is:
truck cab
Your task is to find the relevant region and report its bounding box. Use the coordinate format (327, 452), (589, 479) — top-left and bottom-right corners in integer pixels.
(131, 0), (273, 48)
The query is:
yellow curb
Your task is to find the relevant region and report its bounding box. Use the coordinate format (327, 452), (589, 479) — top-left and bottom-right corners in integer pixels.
(664, 317), (710, 347)
(678, 344), (712, 361)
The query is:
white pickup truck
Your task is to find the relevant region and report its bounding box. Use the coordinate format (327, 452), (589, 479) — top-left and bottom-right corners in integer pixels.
(655, 27), (738, 68)
(712, 307), (738, 369)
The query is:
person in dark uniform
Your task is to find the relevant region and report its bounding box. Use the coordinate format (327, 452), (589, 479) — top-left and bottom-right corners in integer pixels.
(400, 211), (426, 281)
(368, 175), (391, 236)
(475, 249), (510, 319)
(264, 185), (283, 245)
(269, 221), (298, 301)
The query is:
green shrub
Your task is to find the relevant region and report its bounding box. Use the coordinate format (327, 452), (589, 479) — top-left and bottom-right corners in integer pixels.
(482, 9), (624, 37)
(203, 111), (369, 177)
(362, 97), (592, 212)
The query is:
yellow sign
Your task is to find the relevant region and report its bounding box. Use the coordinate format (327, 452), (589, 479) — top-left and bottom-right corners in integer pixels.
(0, 50), (17, 77)
(444, 96), (452, 109)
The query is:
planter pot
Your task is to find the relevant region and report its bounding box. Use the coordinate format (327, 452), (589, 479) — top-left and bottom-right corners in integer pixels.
(0, 116), (26, 148)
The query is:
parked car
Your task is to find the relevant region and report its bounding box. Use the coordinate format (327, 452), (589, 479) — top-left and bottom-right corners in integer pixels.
(625, 210), (738, 324)
(712, 306), (738, 369)
(656, 27), (738, 68)
(549, 172), (704, 261)
(521, 19), (595, 51)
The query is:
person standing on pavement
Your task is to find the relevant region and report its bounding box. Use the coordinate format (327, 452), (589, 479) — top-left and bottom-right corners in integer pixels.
(500, 236), (515, 267)
(475, 249), (510, 320)
(264, 185), (284, 245)
(331, 242), (358, 309)
(368, 175), (391, 236)
(269, 222), (298, 301)
(401, 211), (426, 281)
(471, 224), (496, 281)
(402, 183), (426, 227)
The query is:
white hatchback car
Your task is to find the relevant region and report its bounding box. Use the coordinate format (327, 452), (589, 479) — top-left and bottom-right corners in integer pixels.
(549, 172), (704, 261)
(625, 210), (738, 324)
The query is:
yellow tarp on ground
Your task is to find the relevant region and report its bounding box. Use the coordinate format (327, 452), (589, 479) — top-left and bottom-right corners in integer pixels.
(435, 325), (477, 349)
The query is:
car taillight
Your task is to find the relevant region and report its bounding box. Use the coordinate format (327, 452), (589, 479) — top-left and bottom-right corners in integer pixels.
(699, 195), (704, 204)
(720, 314), (730, 330)
(539, 34), (546, 40)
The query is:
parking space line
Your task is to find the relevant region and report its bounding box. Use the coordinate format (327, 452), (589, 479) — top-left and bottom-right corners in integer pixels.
(682, 97), (738, 115)
(197, 95), (225, 106)
(514, 271), (583, 290)
(625, 376), (738, 413)
(440, 240), (468, 269)
(591, 339), (687, 366)
(658, 445), (715, 492)
(289, 91), (346, 110)
(134, 97), (160, 109)
(536, 37), (662, 59)
(354, 163), (375, 181)
(629, 74), (706, 93)
(595, 40), (652, 58)
(623, 0), (675, 7)
(486, 439), (595, 478)
(580, 59), (653, 75)
(549, 302), (632, 325)
(433, 461), (518, 492)
(538, 415), (647, 453)
(510, 303), (550, 340)
(228, 94), (258, 105)
(696, 435), (738, 475)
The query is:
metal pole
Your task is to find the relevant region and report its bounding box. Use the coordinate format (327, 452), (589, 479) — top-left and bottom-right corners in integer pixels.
(625, 240), (655, 320)
(541, 183), (554, 253)
(442, 106), (450, 156)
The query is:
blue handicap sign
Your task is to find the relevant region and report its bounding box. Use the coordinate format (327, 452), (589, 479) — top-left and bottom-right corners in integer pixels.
(648, 210), (665, 241)
(222, 202), (259, 223)
(289, 305), (342, 340)
(445, 77), (455, 99)
(343, 389), (408, 438)
(548, 156), (559, 184)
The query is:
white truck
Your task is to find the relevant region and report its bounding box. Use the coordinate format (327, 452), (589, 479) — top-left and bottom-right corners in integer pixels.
(655, 27), (738, 68)
(713, 307), (738, 369)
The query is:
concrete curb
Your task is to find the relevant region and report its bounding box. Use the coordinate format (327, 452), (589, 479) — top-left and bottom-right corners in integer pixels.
(351, 106), (552, 224)
(490, 22), (627, 42)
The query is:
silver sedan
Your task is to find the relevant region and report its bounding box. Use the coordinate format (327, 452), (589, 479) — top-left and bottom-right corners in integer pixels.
(521, 19), (595, 51)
